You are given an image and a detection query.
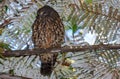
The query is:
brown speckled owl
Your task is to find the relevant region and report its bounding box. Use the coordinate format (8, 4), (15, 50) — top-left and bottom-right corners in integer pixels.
(32, 5), (64, 76)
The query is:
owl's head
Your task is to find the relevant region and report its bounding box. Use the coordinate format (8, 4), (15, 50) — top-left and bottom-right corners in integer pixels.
(37, 5), (59, 18)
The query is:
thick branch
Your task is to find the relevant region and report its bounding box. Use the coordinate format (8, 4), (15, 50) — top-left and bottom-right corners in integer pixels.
(2, 44), (120, 57)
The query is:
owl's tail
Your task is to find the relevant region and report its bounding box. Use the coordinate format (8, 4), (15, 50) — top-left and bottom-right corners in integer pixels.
(40, 53), (58, 76)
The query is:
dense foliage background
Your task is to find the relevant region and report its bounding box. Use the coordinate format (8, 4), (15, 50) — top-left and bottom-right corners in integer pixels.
(0, 0), (120, 79)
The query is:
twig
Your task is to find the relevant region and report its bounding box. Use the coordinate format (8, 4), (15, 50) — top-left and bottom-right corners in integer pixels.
(0, 19), (12, 28)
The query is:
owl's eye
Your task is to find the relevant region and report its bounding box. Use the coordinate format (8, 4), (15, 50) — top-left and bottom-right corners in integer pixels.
(39, 11), (48, 16)
(40, 11), (44, 15)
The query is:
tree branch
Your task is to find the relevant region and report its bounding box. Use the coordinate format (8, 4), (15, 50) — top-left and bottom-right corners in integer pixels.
(0, 73), (31, 79)
(0, 19), (13, 28)
(1, 44), (120, 57)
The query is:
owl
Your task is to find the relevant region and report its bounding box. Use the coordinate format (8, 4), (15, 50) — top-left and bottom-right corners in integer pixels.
(32, 5), (64, 76)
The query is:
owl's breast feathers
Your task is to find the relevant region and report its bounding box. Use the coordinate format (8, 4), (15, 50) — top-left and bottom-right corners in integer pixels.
(32, 5), (64, 76)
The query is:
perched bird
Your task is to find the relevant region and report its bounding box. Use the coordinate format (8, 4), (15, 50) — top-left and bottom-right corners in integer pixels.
(32, 5), (64, 76)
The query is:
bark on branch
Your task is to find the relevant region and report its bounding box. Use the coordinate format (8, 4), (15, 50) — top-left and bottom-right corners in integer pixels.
(0, 73), (31, 79)
(2, 44), (120, 57)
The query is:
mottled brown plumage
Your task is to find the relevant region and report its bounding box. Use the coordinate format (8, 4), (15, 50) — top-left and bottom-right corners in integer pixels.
(32, 5), (64, 76)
